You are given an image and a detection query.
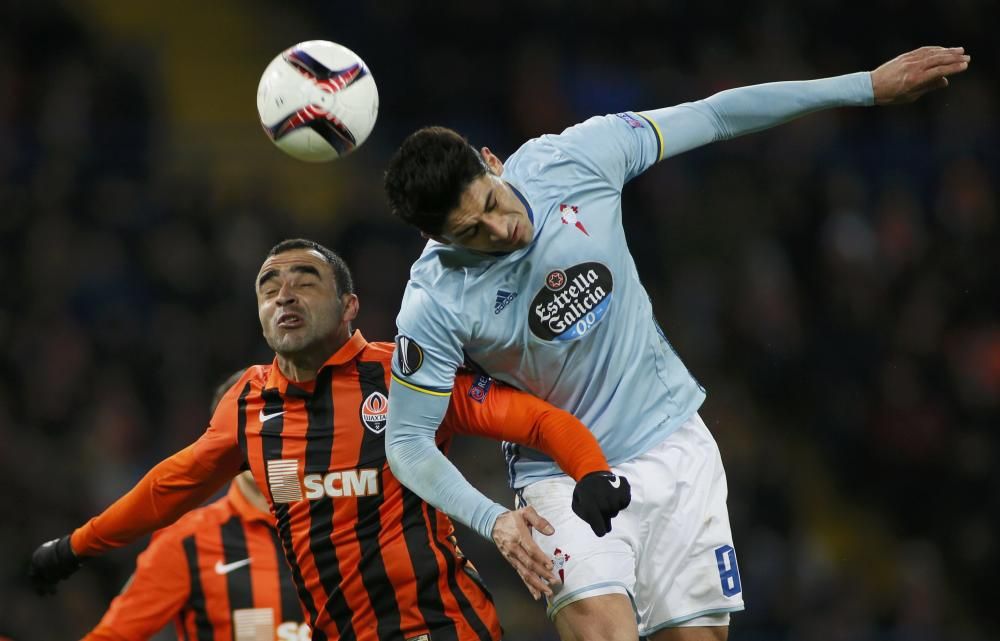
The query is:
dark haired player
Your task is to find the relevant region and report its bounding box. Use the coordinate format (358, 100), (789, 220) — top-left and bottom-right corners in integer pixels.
(382, 47), (970, 641)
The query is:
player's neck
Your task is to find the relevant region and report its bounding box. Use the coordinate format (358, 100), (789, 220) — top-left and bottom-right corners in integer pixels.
(234, 473), (270, 515)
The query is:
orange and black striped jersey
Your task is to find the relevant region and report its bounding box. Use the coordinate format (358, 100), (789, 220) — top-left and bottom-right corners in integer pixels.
(82, 484), (305, 641)
(73, 331), (610, 641)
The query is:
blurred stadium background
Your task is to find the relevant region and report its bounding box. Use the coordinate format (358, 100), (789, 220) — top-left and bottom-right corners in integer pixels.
(1, 0), (996, 639)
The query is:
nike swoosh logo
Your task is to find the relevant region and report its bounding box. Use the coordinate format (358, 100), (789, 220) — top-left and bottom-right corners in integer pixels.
(214, 558), (251, 575)
(608, 476), (621, 489)
(259, 410), (286, 423)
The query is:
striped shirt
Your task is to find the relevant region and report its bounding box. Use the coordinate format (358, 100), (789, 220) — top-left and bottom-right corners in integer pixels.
(82, 484), (305, 641)
(72, 330), (610, 641)
(231, 336), (500, 641)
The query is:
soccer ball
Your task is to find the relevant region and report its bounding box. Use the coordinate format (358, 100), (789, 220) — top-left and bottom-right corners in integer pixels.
(256, 40), (379, 162)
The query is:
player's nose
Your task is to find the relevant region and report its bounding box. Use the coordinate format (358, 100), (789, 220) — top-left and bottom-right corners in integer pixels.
(275, 283), (297, 305)
(484, 217), (510, 242)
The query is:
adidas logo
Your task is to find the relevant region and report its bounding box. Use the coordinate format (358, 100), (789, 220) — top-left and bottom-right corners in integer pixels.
(494, 289), (518, 314)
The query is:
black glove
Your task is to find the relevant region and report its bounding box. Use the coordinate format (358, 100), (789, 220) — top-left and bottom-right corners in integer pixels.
(29, 534), (82, 595)
(571, 471), (631, 537)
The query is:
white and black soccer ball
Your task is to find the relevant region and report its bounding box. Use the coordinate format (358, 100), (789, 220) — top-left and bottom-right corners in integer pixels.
(256, 40), (379, 162)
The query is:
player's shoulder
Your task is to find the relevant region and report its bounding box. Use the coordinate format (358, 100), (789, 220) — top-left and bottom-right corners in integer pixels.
(506, 114), (631, 186)
(222, 364), (270, 394)
(402, 249), (469, 321)
(510, 114), (625, 160)
(409, 242), (479, 287)
(360, 341), (395, 366)
(243, 364), (271, 386)
(213, 364), (271, 413)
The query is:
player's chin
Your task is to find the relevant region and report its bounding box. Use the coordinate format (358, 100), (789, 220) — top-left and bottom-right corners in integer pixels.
(271, 330), (312, 353)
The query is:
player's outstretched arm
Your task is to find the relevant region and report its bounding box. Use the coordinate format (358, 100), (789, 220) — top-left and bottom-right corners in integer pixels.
(644, 45), (970, 161)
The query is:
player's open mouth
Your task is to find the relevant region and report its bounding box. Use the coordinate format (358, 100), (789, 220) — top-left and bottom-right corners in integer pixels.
(277, 313), (304, 329)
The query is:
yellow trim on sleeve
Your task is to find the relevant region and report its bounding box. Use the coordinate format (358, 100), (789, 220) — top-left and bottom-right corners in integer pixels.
(391, 373), (453, 397)
(637, 111), (665, 162)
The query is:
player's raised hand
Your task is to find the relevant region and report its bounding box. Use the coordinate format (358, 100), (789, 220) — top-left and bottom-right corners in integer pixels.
(871, 46), (970, 105)
(29, 534), (82, 595)
(572, 471), (631, 537)
(491, 507), (557, 601)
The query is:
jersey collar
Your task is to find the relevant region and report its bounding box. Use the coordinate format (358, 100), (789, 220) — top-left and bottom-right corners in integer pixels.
(507, 181), (534, 224)
(265, 330), (369, 390)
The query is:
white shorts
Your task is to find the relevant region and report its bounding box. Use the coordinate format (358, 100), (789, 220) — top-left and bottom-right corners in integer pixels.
(519, 413), (745, 635)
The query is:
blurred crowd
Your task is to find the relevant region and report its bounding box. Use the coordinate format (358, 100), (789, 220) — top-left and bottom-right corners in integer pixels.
(1, 1), (996, 640)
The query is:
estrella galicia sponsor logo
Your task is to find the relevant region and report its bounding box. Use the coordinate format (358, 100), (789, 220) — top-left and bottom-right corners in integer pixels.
(494, 289), (518, 314)
(529, 262), (613, 341)
(395, 335), (423, 376)
(360, 391), (388, 434)
(468, 374), (493, 403)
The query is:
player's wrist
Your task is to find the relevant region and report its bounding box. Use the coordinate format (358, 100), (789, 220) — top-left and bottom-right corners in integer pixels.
(482, 504), (508, 541)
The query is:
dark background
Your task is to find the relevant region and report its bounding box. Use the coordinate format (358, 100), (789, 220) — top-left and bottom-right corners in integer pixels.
(1, 0), (996, 639)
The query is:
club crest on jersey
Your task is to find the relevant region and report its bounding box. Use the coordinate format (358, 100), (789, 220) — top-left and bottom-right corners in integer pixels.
(559, 204), (589, 236)
(468, 374), (493, 403)
(360, 391), (388, 434)
(530, 262), (614, 342)
(394, 335), (423, 376)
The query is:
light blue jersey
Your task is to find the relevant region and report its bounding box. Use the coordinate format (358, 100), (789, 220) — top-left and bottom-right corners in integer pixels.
(385, 72), (874, 538)
(397, 111), (705, 487)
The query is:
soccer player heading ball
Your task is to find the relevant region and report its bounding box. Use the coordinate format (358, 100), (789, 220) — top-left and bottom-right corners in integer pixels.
(382, 46), (970, 640)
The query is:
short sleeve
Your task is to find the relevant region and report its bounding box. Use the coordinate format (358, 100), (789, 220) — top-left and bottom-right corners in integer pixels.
(392, 280), (466, 396)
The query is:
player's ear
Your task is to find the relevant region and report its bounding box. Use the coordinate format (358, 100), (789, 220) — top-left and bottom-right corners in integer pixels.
(422, 231), (451, 245)
(341, 293), (360, 323)
(480, 147), (504, 176)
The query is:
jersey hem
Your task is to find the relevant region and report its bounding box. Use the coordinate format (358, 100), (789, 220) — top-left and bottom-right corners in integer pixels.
(546, 581), (636, 620)
(641, 604), (745, 633)
(510, 406), (701, 488)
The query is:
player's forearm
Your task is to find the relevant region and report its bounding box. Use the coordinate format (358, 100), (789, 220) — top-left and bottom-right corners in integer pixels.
(523, 407), (610, 481)
(387, 436), (506, 538)
(72, 445), (231, 556)
(385, 387), (506, 539)
(652, 72), (874, 158)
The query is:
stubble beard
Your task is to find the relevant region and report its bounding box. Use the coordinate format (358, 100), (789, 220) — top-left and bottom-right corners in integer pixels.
(267, 327), (314, 357)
